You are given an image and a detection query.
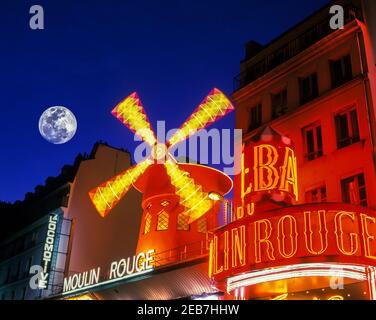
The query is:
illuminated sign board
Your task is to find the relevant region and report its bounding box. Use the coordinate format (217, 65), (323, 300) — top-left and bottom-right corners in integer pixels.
(209, 204), (376, 281)
(234, 130), (298, 221)
(62, 249), (155, 295)
(38, 213), (59, 289)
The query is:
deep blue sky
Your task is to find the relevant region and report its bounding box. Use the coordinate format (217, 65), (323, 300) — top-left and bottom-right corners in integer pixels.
(0, 0), (329, 203)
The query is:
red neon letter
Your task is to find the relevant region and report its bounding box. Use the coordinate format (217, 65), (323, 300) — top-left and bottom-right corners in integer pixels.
(334, 211), (358, 256)
(304, 210), (329, 255)
(254, 219), (275, 263)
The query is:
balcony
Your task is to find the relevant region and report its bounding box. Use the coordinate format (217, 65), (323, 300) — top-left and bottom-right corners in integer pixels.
(234, 4), (362, 91)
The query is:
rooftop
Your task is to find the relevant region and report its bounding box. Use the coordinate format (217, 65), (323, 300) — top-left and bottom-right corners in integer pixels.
(234, 0), (363, 91)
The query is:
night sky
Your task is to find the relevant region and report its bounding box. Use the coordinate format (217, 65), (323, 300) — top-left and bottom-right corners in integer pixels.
(0, 0), (329, 203)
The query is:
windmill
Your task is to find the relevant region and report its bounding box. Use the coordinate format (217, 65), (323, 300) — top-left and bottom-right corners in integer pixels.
(89, 88), (234, 224)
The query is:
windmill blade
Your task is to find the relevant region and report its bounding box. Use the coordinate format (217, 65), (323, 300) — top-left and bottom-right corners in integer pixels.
(167, 88), (234, 148)
(164, 159), (213, 223)
(112, 92), (157, 147)
(89, 159), (153, 217)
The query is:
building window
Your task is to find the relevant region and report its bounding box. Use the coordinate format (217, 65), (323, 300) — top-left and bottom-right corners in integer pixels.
(335, 108), (360, 149)
(330, 55), (352, 88)
(197, 218), (207, 233)
(303, 123), (323, 161)
(305, 185), (327, 203)
(177, 213), (190, 231)
(299, 73), (318, 105)
(248, 104), (262, 131)
(143, 213), (152, 234)
(157, 211), (169, 231)
(160, 200), (170, 207)
(271, 89), (287, 119)
(341, 173), (367, 207)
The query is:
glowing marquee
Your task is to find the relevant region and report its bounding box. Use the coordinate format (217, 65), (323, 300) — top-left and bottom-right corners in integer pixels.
(235, 127), (298, 220)
(62, 250), (155, 295)
(209, 204), (376, 280)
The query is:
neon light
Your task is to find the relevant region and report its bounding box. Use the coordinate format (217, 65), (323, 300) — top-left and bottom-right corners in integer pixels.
(360, 214), (376, 260)
(272, 293), (289, 300)
(236, 203), (254, 221)
(277, 215), (298, 259)
(63, 250), (155, 296)
(38, 213), (60, 289)
(328, 295), (344, 300)
(224, 231), (229, 271)
(304, 210), (329, 255)
(167, 88), (234, 147)
(212, 235), (223, 275)
(111, 92), (157, 147)
(63, 269), (154, 296)
(208, 241), (213, 278)
(368, 267), (376, 300)
(89, 159), (153, 217)
(67, 294), (96, 300)
(231, 226), (246, 268)
(279, 147), (298, 200)
(254, 219), (275, 263)
(89, 89), (233, 220)
(241, 143), (251, 205)
(164, 159), (212, 223)
(334, 211), (358, 256)
(227, 263), (367, 292)
(253, 144), (279, 191)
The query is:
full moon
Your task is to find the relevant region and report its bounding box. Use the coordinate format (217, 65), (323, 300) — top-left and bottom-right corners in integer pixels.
(39, 106), (77, 144)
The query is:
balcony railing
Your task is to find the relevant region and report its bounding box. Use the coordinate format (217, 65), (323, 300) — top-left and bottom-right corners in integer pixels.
(153, 240), (209, 268)
(234, 4), (362, 91)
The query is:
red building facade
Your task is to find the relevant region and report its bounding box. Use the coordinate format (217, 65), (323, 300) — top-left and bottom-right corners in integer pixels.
(215, 0), (376, 300)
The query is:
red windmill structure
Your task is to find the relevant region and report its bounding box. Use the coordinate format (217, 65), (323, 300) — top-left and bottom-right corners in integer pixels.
(89, 89), (234, 257)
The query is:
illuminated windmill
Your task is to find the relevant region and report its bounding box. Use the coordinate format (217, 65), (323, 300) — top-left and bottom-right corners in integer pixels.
(89, 88), (234, 224)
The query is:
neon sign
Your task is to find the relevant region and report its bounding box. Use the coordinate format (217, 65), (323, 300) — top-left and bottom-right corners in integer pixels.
(240, 143), (298, 202)
(209, 204), (376, 280)
(38, 213), (59, 289)
(63, 250), (155, 295)
(235, 127), (298, 221)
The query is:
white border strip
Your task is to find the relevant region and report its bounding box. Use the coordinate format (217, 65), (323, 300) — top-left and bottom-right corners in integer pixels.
(227, 263), (367, 292)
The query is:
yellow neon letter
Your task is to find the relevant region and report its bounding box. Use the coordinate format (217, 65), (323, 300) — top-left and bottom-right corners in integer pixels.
(253, 144), (279, 191)
(277, 215), (298, 259)
(334, 211), (358, 256)
(231, 226), (246, 268)
(212, 235), (223, 275)
(279, 147), (298, 200)
(304, 210), (329, 255)
(360, 214), (376, 260)
(254, 219), (275, 263)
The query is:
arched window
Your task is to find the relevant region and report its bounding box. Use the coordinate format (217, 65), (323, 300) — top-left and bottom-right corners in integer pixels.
(143, 213), (152, 234)
(157, 211), (169, 231)
(177, 213), (190, 231)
